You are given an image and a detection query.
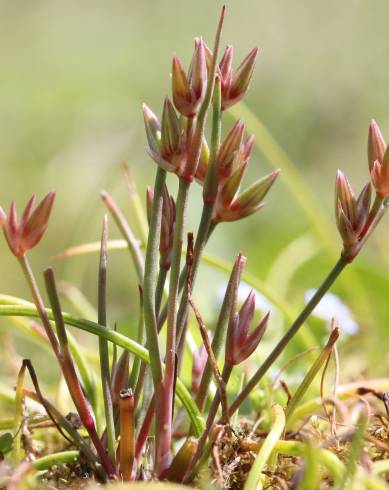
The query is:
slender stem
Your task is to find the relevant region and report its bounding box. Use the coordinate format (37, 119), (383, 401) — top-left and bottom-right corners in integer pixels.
(13, 363), (26, 463)
(119, 389), (135, 481)
(129, 287), (144, 391)
(142, 166), (166, 468)
(101, 191), (145, 281)
(285, 328), (340, 425)
(158, 178), (190, 474)
(135, 394), (155, 459)
(195, 253), (244, 413)
(175, 78), (222, 359)
(33, 451), (80, 471)
(43, 268), (116, 477)
(155, 266), (168, 316)
(186, 364), (233, 478)
(18, 255), (60, 357)
(189, 295), (228, 423)
(229, 257), (348, 416)
(142, 168), (165, 387)
(98, 215), (116, 463)
(24, 388), (99, 467)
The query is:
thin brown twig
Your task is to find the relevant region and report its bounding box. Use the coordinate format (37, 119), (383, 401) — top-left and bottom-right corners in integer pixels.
(186, 232), (229, 424)
(280, 379), (292, 405)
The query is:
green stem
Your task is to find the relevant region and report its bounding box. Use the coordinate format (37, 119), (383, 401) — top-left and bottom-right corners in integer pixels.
(33, 450), (80, 471)
(13, 363), (26, 463)
(185, 364), (233, 481)
(229, 256), (348, 416)
(98, 215), (116, 463)
(142, 167), (166, 388)
(18, 255), (60, 357)
(195, 253), (245, 413)
(155, 266), (168, 316)
(142, 166), (166, 468)
(176, 78), (222, 358)
(101, 190), (145, 281)
(285, 328), (339, 426)
(158, 178), (190, 474)
(43, 268), (116, 477)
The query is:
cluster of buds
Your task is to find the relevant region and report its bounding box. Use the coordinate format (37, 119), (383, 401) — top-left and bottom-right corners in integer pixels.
(196, 119), (280, 222)
(0, 193), (55, 257)
(143, 100), (209, 181)
(368, 119), (389, 197)
(225, 289), (269, 366)
(204, 43), (259, 111)
(146, 184), (176, 270)
(335, 120), (389, 261)
(335, 171), (371, 257)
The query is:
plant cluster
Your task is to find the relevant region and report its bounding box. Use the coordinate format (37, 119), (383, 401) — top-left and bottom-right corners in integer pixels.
(0, 7), (389, 489)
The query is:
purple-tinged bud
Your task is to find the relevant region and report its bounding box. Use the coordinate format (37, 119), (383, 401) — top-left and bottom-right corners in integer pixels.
(335, 170), (356, 224)
(336, 199), (356, 247)
(214, 169), (280, 222)
(146, 184), (176, 270)
(217, 120), (245, 179)
(354, 182), (371, 232)
(161, 98), (181, 159)
(219, 45), (233, 94)
(334, 171), (373, 256)
(159, 186), (176, 270)
(219, 162), (248, 207)
(368, 119), (386, 171)
(221, 47), (259, 111)
(370, 158), (389, 197)
(188, 38), (207, 103)
(202, 40), (213, 74)
(172, 39), (207, 117)
(195, 137), (210, 185)
(0, 192), (55, 257)
(226, 290), (269, 366)
(143, 104), (161, 155)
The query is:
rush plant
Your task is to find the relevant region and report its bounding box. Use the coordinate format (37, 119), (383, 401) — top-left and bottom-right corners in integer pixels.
(0, 7), (389, 489)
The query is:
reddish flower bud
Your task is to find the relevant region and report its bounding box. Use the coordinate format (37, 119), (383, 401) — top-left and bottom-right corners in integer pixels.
(217, 120), (245, 179)
(335, 170), (356, 224)
(368, 119), (386, 171)
(335, 171), (372, 253)
(172, 38), (207, 117)
(194, 137), (210, 184)
(159, 186), (176, 270)
(226, 290), (269, 366)
(219, 46), (259, 111)
(143, 104), (161, 156)
(161, 98), (182, 159)
(366, 120), (389, 197)
(218, 162), (248, 208)
(213, 169), (280, 222)
(0, 192), (55, 257)
(146, 184), (176, 270)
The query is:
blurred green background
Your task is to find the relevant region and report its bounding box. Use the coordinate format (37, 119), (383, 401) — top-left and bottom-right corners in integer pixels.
(1, 0), (389, 394)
